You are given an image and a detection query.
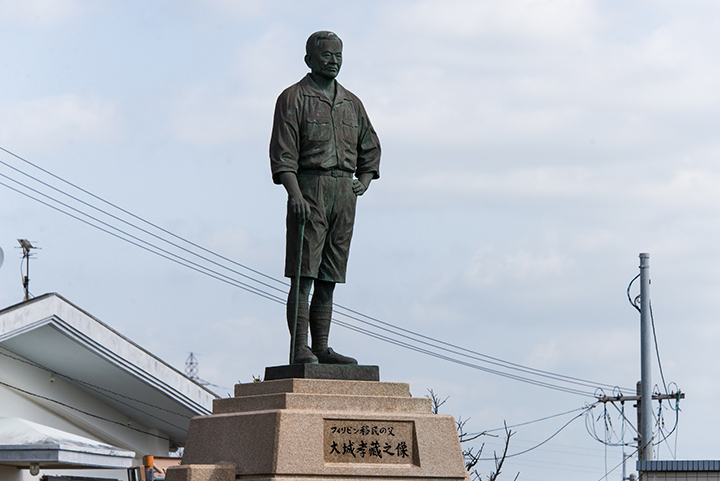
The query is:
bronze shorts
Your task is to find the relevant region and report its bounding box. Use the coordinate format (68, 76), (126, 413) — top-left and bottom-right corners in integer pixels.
(285, 171), (357, 283)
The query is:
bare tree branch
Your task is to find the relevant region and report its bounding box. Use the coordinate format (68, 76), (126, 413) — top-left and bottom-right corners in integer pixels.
(429, 389), (519, 480)
(487, 422), (515, 481)
(427, 388), (449, 414)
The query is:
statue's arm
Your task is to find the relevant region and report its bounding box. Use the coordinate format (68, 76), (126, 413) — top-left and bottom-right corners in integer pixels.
(353, 100), (381, 186)
(270, 89), (301, 185)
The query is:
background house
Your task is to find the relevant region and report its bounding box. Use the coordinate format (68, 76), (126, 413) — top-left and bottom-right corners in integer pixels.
(0, 293), (216, 481)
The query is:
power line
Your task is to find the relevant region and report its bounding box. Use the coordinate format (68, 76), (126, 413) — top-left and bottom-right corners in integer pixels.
(0, 145), (632, 396)
(477, 404), (596, 460)
(6, 172), (602, 395)
(596, 447), (639, 481)
(481, 405), (589, 434)
(0, 379), (178, 444)
(0, 178), (593, 395)
(0, 348), (201, 419)
(0, 145), (284, 290)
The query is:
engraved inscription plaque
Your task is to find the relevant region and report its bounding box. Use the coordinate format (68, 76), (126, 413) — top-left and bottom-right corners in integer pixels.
(324, 419), (416, 464)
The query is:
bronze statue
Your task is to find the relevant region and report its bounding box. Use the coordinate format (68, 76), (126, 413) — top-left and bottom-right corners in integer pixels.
(270, 31), (381, 365)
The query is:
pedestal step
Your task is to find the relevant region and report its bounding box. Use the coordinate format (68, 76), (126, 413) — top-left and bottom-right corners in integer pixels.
(215, 392), (431, 414)
(169, 378), (469, 481)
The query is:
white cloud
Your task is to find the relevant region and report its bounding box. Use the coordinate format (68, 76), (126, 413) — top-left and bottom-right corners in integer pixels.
(387, 0), (598, 43)
(198, 0), (274, 17)
(0, 95), (122, 154)
(169, 87), (268, 146)
(464, 244), (573, 289)
(0, 0), (81, 25)
(526, 328), (636, 375)
(169, 27), (299, 147)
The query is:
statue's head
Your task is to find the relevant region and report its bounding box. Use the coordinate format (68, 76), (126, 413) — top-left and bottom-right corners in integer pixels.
(304, 31), (343, 81)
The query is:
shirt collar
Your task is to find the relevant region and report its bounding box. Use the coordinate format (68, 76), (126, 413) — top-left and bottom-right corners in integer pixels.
(300, 73), (350, 104)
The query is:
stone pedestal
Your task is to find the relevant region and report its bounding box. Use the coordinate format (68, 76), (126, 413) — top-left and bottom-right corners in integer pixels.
(167, 378), (469, 481)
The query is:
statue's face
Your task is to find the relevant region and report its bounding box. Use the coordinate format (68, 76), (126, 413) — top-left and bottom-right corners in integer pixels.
(306, 38), (343, 81)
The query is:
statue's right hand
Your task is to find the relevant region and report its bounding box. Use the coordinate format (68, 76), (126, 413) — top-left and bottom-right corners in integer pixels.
(289, 195), (311, 223)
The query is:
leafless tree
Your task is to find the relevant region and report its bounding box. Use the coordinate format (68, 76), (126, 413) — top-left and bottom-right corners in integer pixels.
(427, 390), (519, 481)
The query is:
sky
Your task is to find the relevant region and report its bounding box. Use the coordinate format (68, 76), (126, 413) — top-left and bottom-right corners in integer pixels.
(1, 1), (720, 479)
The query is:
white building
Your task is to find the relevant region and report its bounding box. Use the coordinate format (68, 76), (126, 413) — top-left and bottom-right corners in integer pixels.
(0, 293), (216, 481)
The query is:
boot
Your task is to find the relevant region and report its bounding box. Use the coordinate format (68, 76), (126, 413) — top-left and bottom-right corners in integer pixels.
(287, 302), (318, 364)
(310, 304), (358, 365)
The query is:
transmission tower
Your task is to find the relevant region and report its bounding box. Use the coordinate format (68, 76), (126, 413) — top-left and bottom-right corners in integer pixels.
(185, 352), (199, 381)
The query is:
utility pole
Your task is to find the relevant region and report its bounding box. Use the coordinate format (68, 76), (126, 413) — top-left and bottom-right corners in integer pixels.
(639, 253), (653, 461)
(595, 253), (685, 478)
(17, 239), (39, 301)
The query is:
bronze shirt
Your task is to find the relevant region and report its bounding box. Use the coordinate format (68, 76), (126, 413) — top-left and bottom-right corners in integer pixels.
(270, 74), (381, 184)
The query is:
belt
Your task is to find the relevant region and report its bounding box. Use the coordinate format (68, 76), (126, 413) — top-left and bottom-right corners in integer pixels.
(298, 169), (353, 178)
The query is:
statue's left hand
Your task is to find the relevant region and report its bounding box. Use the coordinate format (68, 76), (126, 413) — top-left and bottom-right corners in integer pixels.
(352, 179), (368, 196)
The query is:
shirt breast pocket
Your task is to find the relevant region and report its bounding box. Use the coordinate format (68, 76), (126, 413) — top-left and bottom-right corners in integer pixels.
(306, 118), (332, 142)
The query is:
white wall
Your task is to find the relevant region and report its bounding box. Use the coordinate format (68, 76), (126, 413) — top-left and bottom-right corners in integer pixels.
(0, 345), (169, 464)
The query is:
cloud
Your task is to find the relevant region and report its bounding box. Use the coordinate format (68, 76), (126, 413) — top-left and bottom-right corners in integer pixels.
(169, 87), (268, 146)
(168, 27), (299, 147)
(385, 0), (598, 43)
(464, 244), (574, 289)
(0, 0), (81, 25)
(198, 0), (276, 17)
(525, 328), (636, 375)
(0, 95), (122, 154)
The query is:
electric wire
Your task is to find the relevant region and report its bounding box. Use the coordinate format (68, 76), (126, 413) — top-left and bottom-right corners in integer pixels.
(0, 177), (625, 396)
(0, 145), (285, 291)
(0, 145), (626, 393)
(471, 405), (589, 436)
(0, 146), (634, 396)
(0, 173), (606, 395)
(0, 171), (284, 304)
(595, 447), (638, 481)
(0, 379), (178, 444)
(477, 403), (596, 460)
(0, 145), (628, 393)
(0, 177), (286, 305)
(653, 399), (680, 451)
(650, 302), (669, 394)
(585, 403), (631, 448)
(0, 348), (201, 419)
(627, 273), (641, 313)
(627, 273), (670, 394)
(332, 303), (626, 392)
(334, 319), (596, 396)
(607, 400), (639, 436)
(7, 170), (598, 397)
(0, 147), (687, 477)
(333, 307), (619, 393)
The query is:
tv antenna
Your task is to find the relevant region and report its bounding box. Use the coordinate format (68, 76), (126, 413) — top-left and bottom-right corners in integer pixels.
(17, 239), (39, 301)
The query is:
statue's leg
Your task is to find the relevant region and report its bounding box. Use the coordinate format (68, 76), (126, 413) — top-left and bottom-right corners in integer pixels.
(288, 277), (317, 364)
(310, 280), (357, 364)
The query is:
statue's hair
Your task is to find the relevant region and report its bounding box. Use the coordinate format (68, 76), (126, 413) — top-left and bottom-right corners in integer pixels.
(305, 31), (343, 56)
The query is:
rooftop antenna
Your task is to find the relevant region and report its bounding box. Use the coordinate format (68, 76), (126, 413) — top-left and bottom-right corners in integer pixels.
(17, 239), (39, 301)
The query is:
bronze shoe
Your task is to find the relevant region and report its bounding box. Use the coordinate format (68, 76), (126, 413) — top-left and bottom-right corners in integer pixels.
(313, 347), (358, 365)
(294, 345), (319, 364)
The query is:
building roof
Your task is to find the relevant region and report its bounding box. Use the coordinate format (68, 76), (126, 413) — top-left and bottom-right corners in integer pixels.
(637, 460), (720, 472)
(0, 417), (135, 469)
(0, 293), (215, 448)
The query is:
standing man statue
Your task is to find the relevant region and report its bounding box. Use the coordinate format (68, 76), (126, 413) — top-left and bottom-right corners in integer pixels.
(270, 31), (381, 365)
